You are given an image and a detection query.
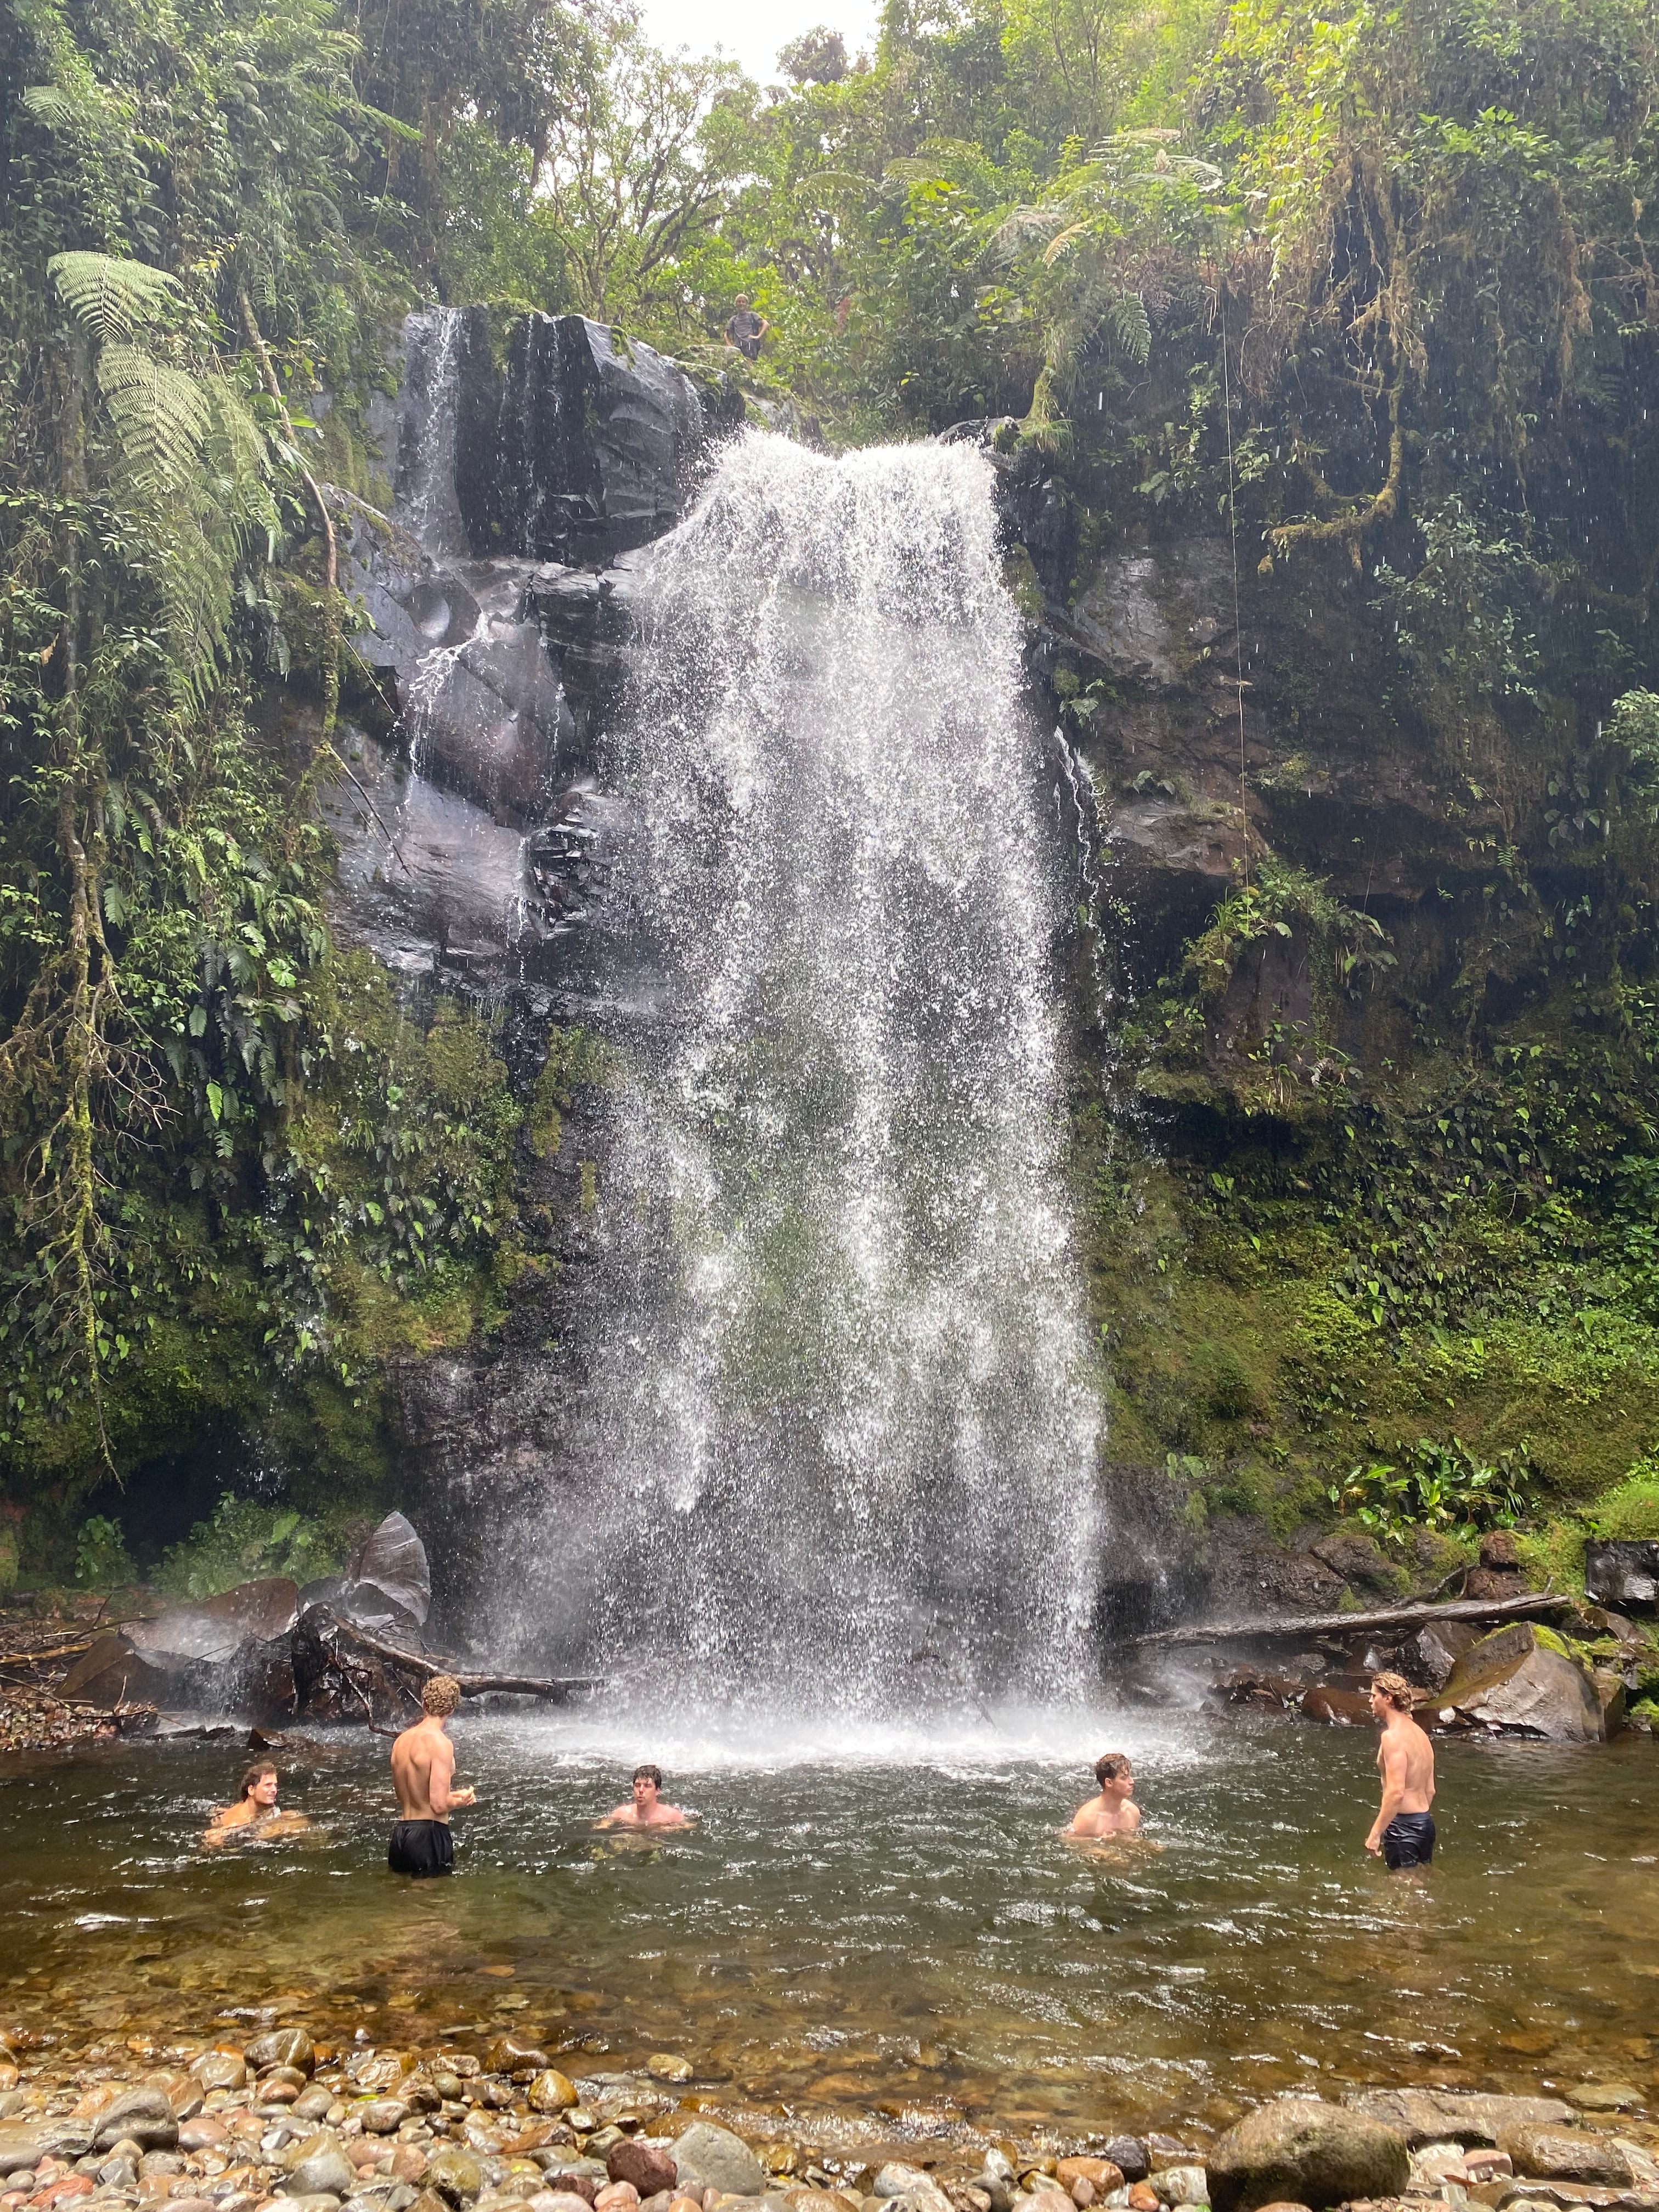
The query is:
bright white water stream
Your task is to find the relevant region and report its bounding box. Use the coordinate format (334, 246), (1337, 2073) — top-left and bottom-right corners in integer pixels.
(528, 434), (1104, 1714)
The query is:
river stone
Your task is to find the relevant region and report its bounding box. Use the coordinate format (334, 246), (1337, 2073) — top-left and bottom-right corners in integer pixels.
(191, 2055), (248, 2094)
(289, 2153), (362, 2198)
(249, 2033), (316, 2078)
(1059, 2168), (1124, 2197)
(527, 2075), (579, 2116)
(284, 2196), (346, 2212)
(1567, 2086), (1644, 2114)
(610, 2147), (676, 2199)
(92, 2091), (178, 2154)
(362, 2103), (411, 2136)
(1497, 2129), (1635, 2185)
(1345, 2092), (1576, 2148)
(429, 2149), (487, 2205)
(1150, 2171), (1207, 2207)
(1441, 1624), (1605, 1742)
(534, 2192), (599, 2212)
(645, 2057), (693, 2087)
(875, 2171), (937, 2201)
(1207, 2097), (1409, 2212)
(672, 2126), (766, 2199)
(1102, 2147), (1148, 2188)
(486, 2041), (549, 2079)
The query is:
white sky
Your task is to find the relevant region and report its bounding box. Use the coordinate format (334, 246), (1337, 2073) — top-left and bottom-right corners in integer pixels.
(637, 0), (881, 84)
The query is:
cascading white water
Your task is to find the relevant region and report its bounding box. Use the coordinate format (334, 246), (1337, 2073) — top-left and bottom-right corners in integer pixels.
(397, 308), (467, 555)
(533, 432), (1105, 1716)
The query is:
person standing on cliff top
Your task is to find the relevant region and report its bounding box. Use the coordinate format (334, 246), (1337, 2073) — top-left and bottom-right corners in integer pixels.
(388, 1673), (476, 1877)
(597, 1763), (691, 1829)
(1065, 1752), (1142, 1837)
(1365, 1671), (1436, 1869)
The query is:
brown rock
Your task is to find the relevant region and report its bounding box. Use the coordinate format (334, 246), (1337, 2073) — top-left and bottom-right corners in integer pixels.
(1057, 2166), (1123, 2195)
(246, 2034), (314, 2078)
(486, 2040), (550, 2079)
(526, 2075), (579, 2117)
(1127, 2190), (1161, 2211)
(1479, 1532), (1521, 1570)
(1302, 1686), (1374, 1726)
(191, 2056), (248, 2095)
(1496, 2130), (1634, 2186)
(180, 2122), (229, 2153)
(1344, 2092), (1575, 2147)
(610, 2148), (677, 2199)
(359, 2102), (410, 2136)
(393, 2151), (432, 2186)
(595, 2186), (640, 2212)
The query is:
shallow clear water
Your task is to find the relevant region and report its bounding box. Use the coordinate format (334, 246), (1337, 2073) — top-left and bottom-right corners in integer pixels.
(2, 1712), (1657, 2145)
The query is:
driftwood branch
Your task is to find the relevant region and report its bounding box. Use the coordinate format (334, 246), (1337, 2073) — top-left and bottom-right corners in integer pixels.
(319, 1612), (603, 1702)
(1130, 1590), (1575, 1649)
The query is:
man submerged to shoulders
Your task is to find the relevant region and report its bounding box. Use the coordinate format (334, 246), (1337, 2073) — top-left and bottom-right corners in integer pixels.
(596, 1763), (690, 1830)
(1065, 1752), (1142, 1838)
(388, 1673), (476, 1877)
(1365, 1669), (1436, 1869)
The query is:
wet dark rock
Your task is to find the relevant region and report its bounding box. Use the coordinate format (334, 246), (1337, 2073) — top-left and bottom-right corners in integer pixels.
(1585, 1541), (1659, 1612)
(484, 2037), (548, 2076)
(1414, 1621), (1477, 1691)
(1441, 1623), (1605, 1742)
(445, 312), (740, 567)
(1103, 2143), (1150, 2186)
(1207, 2099), (1409, 2212)
(1306, 1536), (1396, 1593)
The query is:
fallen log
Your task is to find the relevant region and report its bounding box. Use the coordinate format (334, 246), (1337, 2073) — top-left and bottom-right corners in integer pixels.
(1130, 1589), (1575, 1648)
(317, 1611), (603, 1703)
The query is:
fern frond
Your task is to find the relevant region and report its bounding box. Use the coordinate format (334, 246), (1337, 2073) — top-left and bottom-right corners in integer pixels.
(22, 85), (76, 125)
(49, 251), (179, 344)
(885, 156), (948, 184)
(1042, 221), (1090, 268)
(95, 345), (211, 484)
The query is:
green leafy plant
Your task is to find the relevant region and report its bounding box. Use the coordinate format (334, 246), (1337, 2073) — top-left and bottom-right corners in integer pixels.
(155, 1493), (346, 1599)
(74, 1514), (136, 1588)
(1330, 1436), (1534, 1548)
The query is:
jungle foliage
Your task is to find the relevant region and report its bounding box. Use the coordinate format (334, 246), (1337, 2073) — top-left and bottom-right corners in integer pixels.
(10, 0), (1659, 1571)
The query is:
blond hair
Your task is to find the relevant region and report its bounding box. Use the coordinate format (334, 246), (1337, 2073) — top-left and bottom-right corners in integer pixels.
(1370, 1670), (1415, 1711)
(422, 1673), (462, 1717)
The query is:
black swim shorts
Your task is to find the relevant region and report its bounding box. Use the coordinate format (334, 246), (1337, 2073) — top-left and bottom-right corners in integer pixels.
(388, 1819), (454, 1877)
(1382, 1812), (1435, 1869)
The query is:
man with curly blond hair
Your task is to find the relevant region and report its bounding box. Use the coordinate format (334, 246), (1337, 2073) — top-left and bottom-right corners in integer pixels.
(388, 1672), (476, 1877)
(1365, 1671), (1436, 1869)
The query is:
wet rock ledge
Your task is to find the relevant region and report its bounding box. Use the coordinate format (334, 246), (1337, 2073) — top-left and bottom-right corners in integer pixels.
(1, 2030), (1656, 2212)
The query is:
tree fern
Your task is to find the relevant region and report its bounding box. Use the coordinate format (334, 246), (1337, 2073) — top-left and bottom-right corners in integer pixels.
(95, 345), (212, 483)
(48, 251), (179, 343)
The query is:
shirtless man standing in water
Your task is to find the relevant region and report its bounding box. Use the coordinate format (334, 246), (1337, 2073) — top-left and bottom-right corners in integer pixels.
(388, 1674), (476, 1877)
(597, 1764), (690, 1829)
(1065, 1752), (1142, 1837)
(1365, 1670), (1436, 1869)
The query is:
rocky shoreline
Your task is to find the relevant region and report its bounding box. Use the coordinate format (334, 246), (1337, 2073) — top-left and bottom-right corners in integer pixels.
(1, 2032), (1656, 2212)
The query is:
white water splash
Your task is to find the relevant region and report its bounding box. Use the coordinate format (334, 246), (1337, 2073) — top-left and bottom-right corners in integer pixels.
(522, 433), (1105, 1717)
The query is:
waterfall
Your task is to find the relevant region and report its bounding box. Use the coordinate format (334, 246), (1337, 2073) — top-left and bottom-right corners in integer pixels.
(396, 308), (467, 555)
(529, 432), (1105, 1717)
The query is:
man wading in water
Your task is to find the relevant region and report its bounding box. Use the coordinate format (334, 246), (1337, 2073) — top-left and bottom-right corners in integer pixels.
(1365, 1670), (1436, 1869)
(597, 1763), (690, 1829)
(1065, 1752), (1142, 1837)
(389, 1673), (476, 1876)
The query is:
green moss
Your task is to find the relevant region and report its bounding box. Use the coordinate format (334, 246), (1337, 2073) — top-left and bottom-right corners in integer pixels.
(527, 1024), (618, 1160)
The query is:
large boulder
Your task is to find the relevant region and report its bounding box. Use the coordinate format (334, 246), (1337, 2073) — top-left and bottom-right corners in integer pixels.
(1440, 1623), (1605, 1741)
(411, 308), (740, 570)
(1585, 1539), (1659, 1612)
(1414, 1620), (1476, 1690)
(1207, 2097), (1410, 2212)
(1344, 2091), (1574, 2147)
